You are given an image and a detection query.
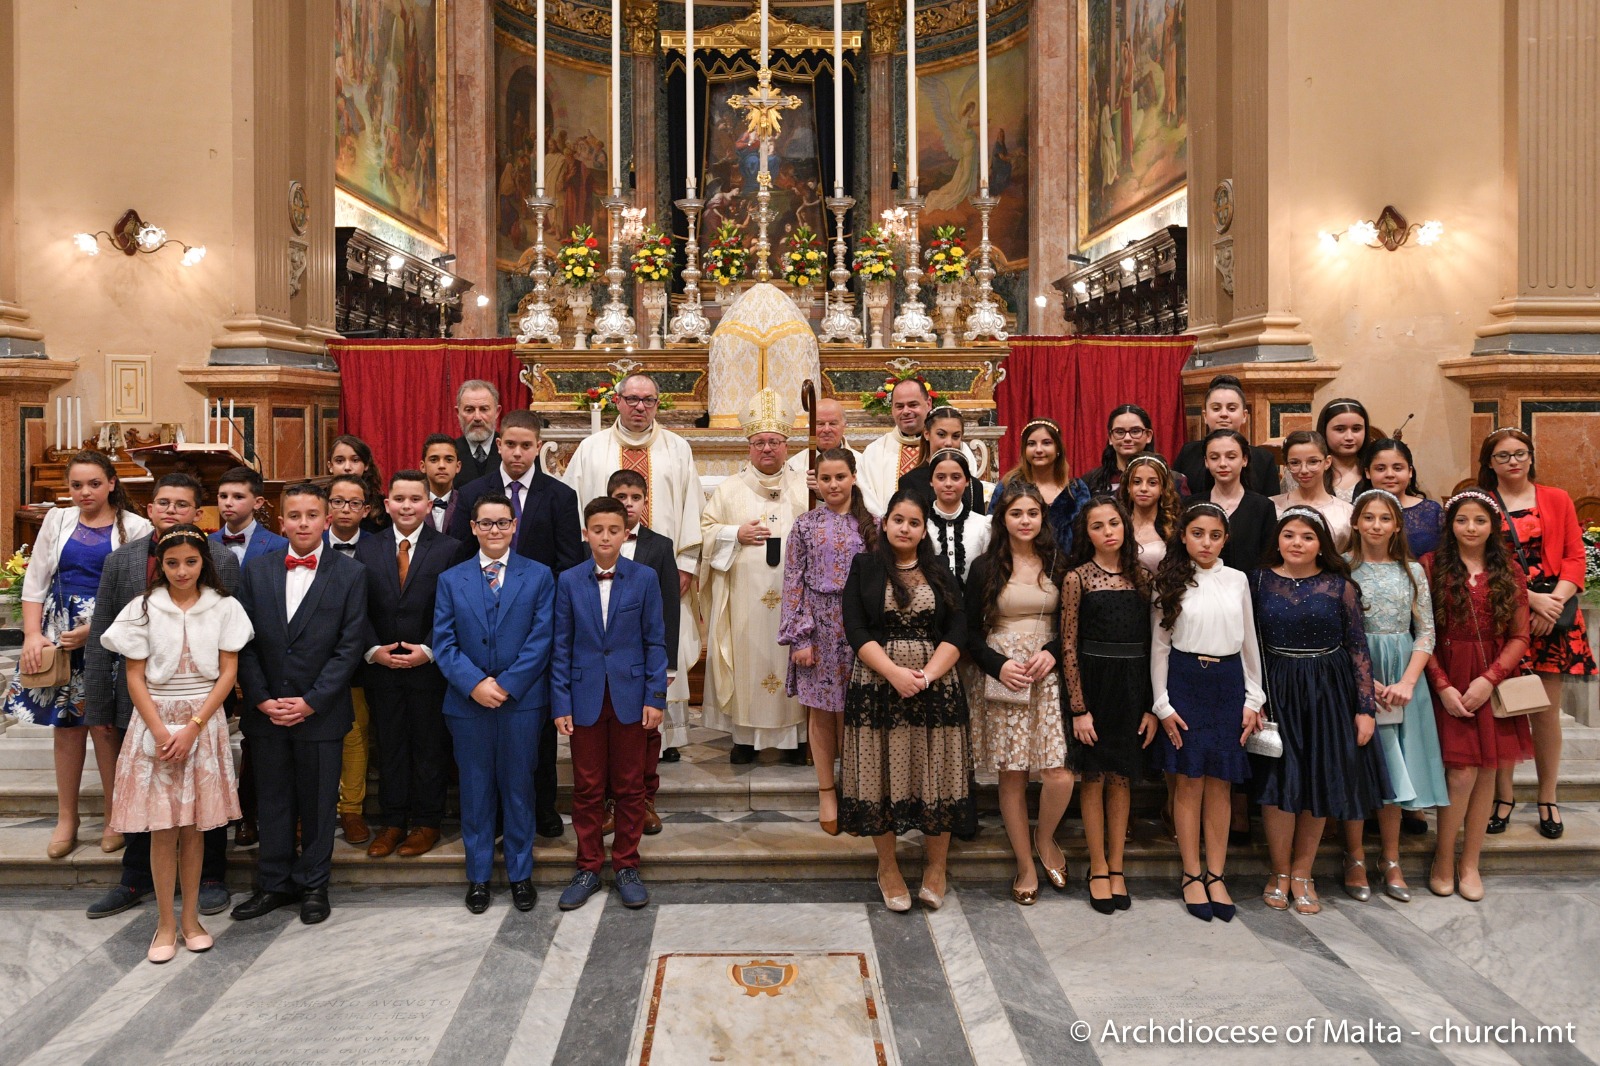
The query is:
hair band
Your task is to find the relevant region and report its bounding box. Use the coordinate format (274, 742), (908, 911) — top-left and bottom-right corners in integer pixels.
(928, 405), (965, 422)
(1280, 505), (1330, 532)
(1126, 453), (1168, 472)
(1020, 418), (1059, 437)
(1446, 489), (1501, 514)
(928, 447), (969, 470)
(1323, 400), (1367, 417)
(1351, 488), (1401, 511)
(1183, 501), (1230, 530)
(157, 529), (208, 546)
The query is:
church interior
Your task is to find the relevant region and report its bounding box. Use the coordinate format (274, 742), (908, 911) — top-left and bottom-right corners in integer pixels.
(2, 1), (1600, 1064)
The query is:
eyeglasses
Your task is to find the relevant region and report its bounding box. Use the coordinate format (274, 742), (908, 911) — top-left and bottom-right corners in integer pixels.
(148, 499), (193, 511)
(617, 394), (660, 408)
(1491, 450), (1531, 465)
(473, 518), (516, 531)
(1109, 427), (1149, 439)
(1285, 459), (1324, 471)
(329, 499), (368, 511)
(751, 440), (786, 451)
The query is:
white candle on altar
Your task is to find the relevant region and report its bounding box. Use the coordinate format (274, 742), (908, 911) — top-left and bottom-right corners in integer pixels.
(74, 397), (81, 449)
(760, 0), (769, 71)
(535, 0), (547, 192)
(685, 0), (695, 193)
(977, 0), (989, 190)
(54, 396), (61, 450)
(228, 399), (236, 452)
(610, 0), (621, 193)
(833, 0), (844, 194)
(905, 0), (917, 196)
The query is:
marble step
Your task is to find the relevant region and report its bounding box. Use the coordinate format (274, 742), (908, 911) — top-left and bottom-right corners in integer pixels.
(3, 802), (1598, 889)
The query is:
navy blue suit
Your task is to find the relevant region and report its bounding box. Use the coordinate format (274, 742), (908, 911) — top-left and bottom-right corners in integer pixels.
(211, 523), (289, 566)
(433, 552), (555, 883)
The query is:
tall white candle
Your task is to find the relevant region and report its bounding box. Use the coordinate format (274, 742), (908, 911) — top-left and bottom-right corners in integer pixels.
(760, 0), (769, 70)
(228, 399), (236, 452)
(685, 0), (695, 193)
(55, 396), (61, 450)
(905, 0), (917, 195)
(536, 0), (546, 192)
(833, 0), (844, 194)
(977, 0), (989, 191)
(75, 397), (82, 448)
(610, 0), (621, 193)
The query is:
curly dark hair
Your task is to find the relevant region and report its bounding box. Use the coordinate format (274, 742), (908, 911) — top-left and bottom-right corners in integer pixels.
(1067, 495), (1151, 597)
(1154, 503), (1231, 631)
(875, 489), (960, 609)
(1115, 454), (1182, 543)
(1258, 507), (1355, 581)
(975, 481), (1066, 632)
(1431, 494), (1522, 635)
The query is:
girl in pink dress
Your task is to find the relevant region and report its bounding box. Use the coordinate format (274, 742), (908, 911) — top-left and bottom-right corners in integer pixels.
(101, 525), (254, 963)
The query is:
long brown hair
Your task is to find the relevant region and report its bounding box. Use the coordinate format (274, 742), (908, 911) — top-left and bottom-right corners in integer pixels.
(1431, 493), (1521, 635)
(1068, 495), (1151, 597)
(816, 447), (877, 550)
(1347, 489), (1421, 604)
(974, 481), (1064, 632)
(1001, 418), (1071, 487)
(875, 489), (959, 608)
(1154, 502), (1231, 631)
(1260, 506), (1355, 581)
(66, 450), (132, 546)
(1115, 454), (1182, 542)
(1475, 427), (1536, 491)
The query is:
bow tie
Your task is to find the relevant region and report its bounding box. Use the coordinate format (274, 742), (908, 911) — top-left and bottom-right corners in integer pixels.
(222, 533), (246, 546)
(431, 498), (449, 510)
(626, 532), (638, 542)
(332, 542), (357, 554)
(595, 570), (614, 582)
(285, 554), (317, 571)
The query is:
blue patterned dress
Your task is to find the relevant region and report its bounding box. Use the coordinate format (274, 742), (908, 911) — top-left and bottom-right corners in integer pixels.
(3, 523), (114, 726)
(1402, 499), (1445, 558)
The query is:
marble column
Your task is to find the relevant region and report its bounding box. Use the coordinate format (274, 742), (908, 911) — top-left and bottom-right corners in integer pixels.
(865, 0), (897, 220)
(1027, 0), (1072, 332)
(0, 0), (43, 358)
(451, 0), (497, 338)
(627, 0), (659, 328)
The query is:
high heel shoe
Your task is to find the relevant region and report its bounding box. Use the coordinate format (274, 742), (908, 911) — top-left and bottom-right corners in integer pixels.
(182, 925), (214, 952)
(1486, 798), (1514, 834)
(1202, 871), (1235, 923)
(1086, 872), (1116, 915)
(1428, 861), (1455, 898)
(1456, 870), (1485, 903)
(1034, 830), (1067, 891)
(1538, 803), (1564, 840)
(1108, 870), (1130, 911)
(1262, 872), (1290, 911)
(100, 832), (125, 854)
(1010, 876), (1038, 906)
(1180, 871), (1212, 922)
(817, 785), (839, 837)
(47, 819), (81, 860)
(1342, 853), (1371, 902)
(916, 884), (945, 911)
(877, 873), (911, 913)
(147, 928), (178, 965)
(1290, 876), (1321, 915)
(1375, 858), (1411, 902)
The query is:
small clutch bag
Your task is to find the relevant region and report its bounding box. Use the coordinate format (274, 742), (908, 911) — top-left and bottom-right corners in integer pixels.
(20, 644), (71, 689)
(1491, 672), (1550, 718)
(1245, 717), (1282, 758)
(984, 671), (1033, 706)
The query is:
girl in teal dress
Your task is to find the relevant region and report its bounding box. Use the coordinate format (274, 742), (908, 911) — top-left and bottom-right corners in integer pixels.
(1341, 489), (1448, 903)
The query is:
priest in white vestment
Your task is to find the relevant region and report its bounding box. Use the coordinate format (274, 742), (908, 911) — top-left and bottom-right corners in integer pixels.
(857, 379), (977, 516)
(562, 373), (704, 751)
(700, 389), (810, 762)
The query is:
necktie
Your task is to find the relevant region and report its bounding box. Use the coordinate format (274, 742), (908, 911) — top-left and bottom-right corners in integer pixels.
(507, 480), (523, 521)
(333, 542), (356, 555)
(286, 554), (317, 571)
(473, 445), (486, 465)
(222, 533), (246, 546)
(595, 570), (614, 581)
(397, 538), (410, 587)
(483, 560), (503, 596)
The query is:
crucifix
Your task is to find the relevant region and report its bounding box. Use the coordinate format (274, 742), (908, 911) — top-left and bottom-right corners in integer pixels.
(729, 66), (800, 282)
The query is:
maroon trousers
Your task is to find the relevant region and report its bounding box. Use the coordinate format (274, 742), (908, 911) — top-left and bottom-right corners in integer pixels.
(570, 690), (648, 873)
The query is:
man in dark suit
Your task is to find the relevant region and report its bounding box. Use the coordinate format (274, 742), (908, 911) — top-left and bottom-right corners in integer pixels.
(452, 379), (501, 488)
(231, 482), (370, 926)
(356, 470), (459, 859)
(82, 473), (242, 921)
(449, 409), (582, 839)
(422, 434), (463, 534)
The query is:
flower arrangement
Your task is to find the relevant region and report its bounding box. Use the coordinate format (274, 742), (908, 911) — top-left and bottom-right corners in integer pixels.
(704, 221), (748, 286)
(629, 226), (674, 284)
(1584, 524), (1600, 590)
(860, 368), (940, 416)
(573, 370), (675, 412)
(556, 224), (603, 286)
(924, 225), (970, 284)
(0, 545), (29, 605)
(781, 225), (826, 287)
(852, 224), (898, 280)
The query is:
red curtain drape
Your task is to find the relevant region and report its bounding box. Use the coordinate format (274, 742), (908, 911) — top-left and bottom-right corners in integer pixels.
(994, 336), (1196, 478)
(329, 339), (526, 483)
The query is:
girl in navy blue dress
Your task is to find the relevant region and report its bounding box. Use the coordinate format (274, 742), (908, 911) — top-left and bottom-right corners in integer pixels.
(1254, 507), (1389, 916)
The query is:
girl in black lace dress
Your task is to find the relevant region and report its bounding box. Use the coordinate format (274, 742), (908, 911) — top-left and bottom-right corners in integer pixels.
(1253, 507), (1390, 916)
(841, 490), (974, 912)
(1062, 497), (1158, 913)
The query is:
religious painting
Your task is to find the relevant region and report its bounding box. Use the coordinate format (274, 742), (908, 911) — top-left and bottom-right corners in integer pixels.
(1078, 0), (1187, 245)
(335, 0), (448, 244)
(700, 76), (826, 248)
(916, 30), (1030, 270)
(495, 34), (611, 270)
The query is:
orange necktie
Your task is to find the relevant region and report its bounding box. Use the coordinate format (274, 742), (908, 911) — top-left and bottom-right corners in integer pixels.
(397, 538), (410, 587)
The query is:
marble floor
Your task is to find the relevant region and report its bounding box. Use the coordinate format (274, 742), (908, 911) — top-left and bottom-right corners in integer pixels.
(1, 873), (1596, 1066)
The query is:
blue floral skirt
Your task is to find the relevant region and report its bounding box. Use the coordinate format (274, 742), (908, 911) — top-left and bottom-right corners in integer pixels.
(3, 592), (93, 727)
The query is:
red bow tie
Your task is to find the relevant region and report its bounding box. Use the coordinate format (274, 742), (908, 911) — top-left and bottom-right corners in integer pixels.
(285, 554), (318, 571)
(595, 570), (614, 581)
(222, 533), (246, 546)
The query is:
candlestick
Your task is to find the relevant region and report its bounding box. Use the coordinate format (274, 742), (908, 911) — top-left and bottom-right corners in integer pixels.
(228, 399), (236, 451)
(517, 194), (563, 344)
(591, 194), (637, 347)
(977, 0), (989, 189)
(905, 0), (917, 195)
(610, 0), (621, 193)
(536, 0), (547, 190)
(667, 196), (712, 344)
(964, 192), (1009, 342)
(685, 0), (695, 193)
(818, 195), (864, 345)
(891, 195), (937, 345)
(833, 0), (844, 194)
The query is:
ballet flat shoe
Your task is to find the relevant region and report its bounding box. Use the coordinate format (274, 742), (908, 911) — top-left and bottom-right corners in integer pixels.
(147, 930), (178, 965)
(182, 927), (214, 952)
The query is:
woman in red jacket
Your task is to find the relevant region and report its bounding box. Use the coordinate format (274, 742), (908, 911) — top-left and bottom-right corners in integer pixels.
(1478, 428), (1593, 840)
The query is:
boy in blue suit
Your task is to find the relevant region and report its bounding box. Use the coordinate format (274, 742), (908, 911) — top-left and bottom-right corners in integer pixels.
(433, 493), (555, 914)
(552, 496), (669, 911)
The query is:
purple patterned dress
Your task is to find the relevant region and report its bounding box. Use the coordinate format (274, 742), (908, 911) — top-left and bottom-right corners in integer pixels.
(779, 507), (867, 711)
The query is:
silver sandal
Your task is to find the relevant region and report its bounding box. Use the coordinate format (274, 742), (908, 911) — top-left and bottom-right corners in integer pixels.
(1342, 853), (1371, 902)
(1375, 858), (1411, 902)
(1291, 876), (1321, 915)
(1262, 871), (1290, 911)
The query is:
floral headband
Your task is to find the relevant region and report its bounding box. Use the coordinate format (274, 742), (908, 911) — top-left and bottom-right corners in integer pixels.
(1021, 418), (1059, 437)
(157, 528), (208, 547)
(1280, 505), (1330, 532)
(1446, 489), (1501, 514)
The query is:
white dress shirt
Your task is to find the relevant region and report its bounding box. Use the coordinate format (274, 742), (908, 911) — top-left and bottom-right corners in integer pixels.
(478, 550), (512, 595)
(595, 564), (616, 626)
(329, 530), (362, 555)
(1149, 560), (1266, 719)
(429, 491), (453, 532)
(621, 524), (640, 561)
(501, 467), (534, 509)
(221, 519), (257, 563)
(285, 543), (325, 622)
(364, 525), (433, 663)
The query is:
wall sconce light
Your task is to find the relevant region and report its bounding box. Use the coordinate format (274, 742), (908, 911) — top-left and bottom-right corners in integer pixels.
(1033, 294), (1047, 308)
(1318, 205), (1443, 252)
(74, 209), (205, 265)
(475, 293), (490, 308)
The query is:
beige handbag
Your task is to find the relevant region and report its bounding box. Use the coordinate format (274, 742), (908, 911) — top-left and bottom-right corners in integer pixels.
(1469, 596), (1550, 719)
(20, 644), (71, 689)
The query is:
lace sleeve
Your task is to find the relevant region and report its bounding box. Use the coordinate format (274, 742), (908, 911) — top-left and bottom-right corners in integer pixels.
(776, 523), (813, 647)
(1483, 566), (1531, 686)
(1149, 599), (1175, 719)
(1408, 561), (1436, 656)
(1340, 576), (1379, 717)
(1059, 568), (1087, 716)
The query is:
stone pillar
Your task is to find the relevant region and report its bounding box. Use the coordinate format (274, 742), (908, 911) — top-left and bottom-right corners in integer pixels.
(452, 0), (497, 338)
(627, 0), (659, 327)
(865, 0), (897, 221)
(0, 0), (42, 358)
(1028, 0), (1072, 331)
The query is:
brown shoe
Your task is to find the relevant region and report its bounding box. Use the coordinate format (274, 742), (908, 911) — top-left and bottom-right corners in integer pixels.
(366, 827), (405, 858)
(643, 800), (663, 836)
(234, 820), (258, 848)
(396, 827), (441, 857)
(602, 799), (616, 838)
(340, 813), (371, 846)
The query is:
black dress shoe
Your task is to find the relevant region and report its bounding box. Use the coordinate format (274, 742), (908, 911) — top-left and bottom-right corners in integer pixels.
(781, 744), (808, 766)
(536, 814), (565, 839)
(299, 887), (330, 925)
(729, 743), (756, 765)
(465, 882), (492, 914)
(659, 747), (681, 763)
(230, 889), (298, 921)
(510, 879), (537, 912)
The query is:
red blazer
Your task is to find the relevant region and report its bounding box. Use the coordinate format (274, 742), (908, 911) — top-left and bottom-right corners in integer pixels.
(1499, 483), (1586, 589)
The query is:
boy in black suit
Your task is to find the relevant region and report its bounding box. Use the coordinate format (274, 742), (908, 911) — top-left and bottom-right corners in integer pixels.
(357, 471), (459, 859)
(231, 483), (370, 926)
(421, 434), (462, 534)
(607, 470), (680, 834)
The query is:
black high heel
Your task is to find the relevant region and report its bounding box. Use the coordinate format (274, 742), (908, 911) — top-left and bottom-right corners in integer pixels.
(1086, 872), (1116, 915)
(1486, 798), (1514, 834)
(1108, 869), (1130, 911)
(1538, 803), (1564, 839)
(1180, 871), (1212, 922)
(1203, 871), (1235, 923)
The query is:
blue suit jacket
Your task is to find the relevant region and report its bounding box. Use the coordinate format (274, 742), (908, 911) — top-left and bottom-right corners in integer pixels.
(211, 524), (289, 566)
(551, 557), (669, 727)
(433, 552), (555, 718)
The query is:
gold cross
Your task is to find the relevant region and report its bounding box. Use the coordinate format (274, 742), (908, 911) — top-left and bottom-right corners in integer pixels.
(729, 70), (801, 148)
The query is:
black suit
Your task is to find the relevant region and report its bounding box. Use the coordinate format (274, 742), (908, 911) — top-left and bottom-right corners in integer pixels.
(452, 434), (497, 488)
(1174, 438), (1280, 498)
(355, 526), (458, 831)
(449, 468), (583, 575)
(626, 525), (682, 799)
(236, 547), (370, 894)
